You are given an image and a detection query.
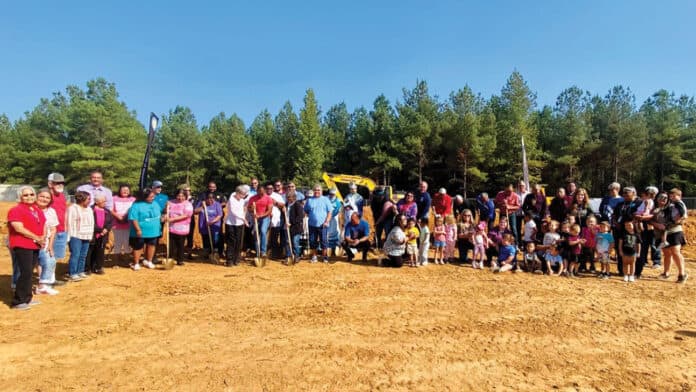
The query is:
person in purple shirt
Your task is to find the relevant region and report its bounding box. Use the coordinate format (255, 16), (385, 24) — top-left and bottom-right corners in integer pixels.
(486, 216), (513, 266)
(395, 192), (418, 221)
(76, 170), (113, 210)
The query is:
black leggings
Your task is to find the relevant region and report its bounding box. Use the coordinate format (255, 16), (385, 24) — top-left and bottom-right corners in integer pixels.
(383, 254), (404, 268)
(170, 233), (187, 263)
(12, 247), (38, 307)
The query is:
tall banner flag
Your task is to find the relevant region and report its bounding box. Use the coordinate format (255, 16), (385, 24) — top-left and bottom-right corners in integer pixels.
(139, 112), (159, 190)
(521, 136), (530, 191)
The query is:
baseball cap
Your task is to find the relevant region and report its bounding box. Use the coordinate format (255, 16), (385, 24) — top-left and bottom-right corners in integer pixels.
(48, 173), (65, 183)
(348, 182), (357, 189)
(152, 180), (163, 187)
(623, 186), (636, 194)
(439, 188), (446, 194)
(329, 188), (337, 195)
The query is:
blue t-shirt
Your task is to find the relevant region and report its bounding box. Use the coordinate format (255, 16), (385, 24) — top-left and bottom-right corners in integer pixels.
(545, 253), (563, 265)
(128, 201), (161, 238)
(344, 219), (370, 240)
(304, 196), (332, 227)
(154, 193), (169, 212)
(498, 244), (517, 263)
(595, 232), (614, 253)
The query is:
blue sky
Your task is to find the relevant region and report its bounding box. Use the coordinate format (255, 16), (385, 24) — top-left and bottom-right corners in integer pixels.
(1, 0), (694, 128)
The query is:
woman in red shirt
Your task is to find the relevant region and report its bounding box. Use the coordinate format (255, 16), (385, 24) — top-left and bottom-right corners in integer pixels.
(8, 186), (46, 310)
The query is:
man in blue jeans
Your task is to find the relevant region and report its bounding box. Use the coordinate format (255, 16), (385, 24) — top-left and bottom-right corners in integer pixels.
(304, 184), (332, 263)
(248, 186), (273, 258)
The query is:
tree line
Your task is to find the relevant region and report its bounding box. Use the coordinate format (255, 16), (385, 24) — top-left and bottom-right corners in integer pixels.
(1, 72), (694, 196)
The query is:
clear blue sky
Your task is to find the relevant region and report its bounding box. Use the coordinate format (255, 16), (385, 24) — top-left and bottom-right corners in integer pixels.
(1, 0), (694, 128)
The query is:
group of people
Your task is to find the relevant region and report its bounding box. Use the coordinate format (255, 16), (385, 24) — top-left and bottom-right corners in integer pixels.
(6, 170), (690, 310)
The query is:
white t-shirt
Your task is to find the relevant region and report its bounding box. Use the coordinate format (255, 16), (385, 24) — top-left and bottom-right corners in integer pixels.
(543, 232), (560, 247)
(523, 219), (537, 242)
(269, 192), (285, 228)
(225, 193), (248, 226)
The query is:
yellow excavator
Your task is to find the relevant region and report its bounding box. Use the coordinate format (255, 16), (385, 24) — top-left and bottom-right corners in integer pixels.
(321, 172), (404, 202)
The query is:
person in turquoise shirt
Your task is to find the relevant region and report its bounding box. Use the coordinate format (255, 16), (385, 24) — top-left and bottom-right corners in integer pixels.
(128, 188), (162, 270)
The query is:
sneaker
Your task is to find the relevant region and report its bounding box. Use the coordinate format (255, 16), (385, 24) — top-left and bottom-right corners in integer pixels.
(421, 261), (428, 266)
(651, 264), (662, 269)
(131, 263), (141, 271)
(602, 273), (610, 280)
(658, 273), (670, 280)
(142, 260), (155, 269)
(323, 257), (329, 263)
(67, 274), (83, 282)
(677, 273), (689, 284)
(311, 255), (318, 263)
(12, 303), (31, 310)
(29, 300), (41, 306)
(629, 275), (635, 282)
(623, 275), (629, 282)
(294, 256), (301, 264)
(36, 286), (59, 295)
(93, 269), (105, 275)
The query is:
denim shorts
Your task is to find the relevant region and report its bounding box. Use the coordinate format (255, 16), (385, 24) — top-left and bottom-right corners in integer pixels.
(433, 240), (446, 248)
(53, 231), (68, 259)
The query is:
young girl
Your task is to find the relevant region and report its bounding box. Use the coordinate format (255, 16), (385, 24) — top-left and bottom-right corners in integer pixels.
(521, 211), (537, 248)
(567, 224), (585, 278)
(432, 215), (446, 264)
(557, 221), (571, 276)
(619, 221), (641, 282)
(633, 188), (657, 235)
(595, 221), (615, 279)
(405, 218), (420, 267)
(580, 216), (598, 273)
(444, 214), (457, 264)
(472, 221), (488, 269)
(418, 217), (431, 266)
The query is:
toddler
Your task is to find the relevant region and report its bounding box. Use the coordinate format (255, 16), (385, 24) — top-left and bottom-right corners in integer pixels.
(595, 221), (615, 279)
(405, 218), (420, 267)
(444, 215), (457, 264)
(472, 221), (488, 269)
(432, 215), (446, 264)
(619, 221), (641, 282)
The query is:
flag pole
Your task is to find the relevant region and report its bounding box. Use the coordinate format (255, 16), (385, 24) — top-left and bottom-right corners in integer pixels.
(139, 112), (159, 190)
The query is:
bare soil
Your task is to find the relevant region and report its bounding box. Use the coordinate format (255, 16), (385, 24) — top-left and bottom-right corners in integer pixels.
(1, 202), (695, 391)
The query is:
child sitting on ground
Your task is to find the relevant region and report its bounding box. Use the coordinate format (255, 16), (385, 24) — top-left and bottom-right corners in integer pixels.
(523, 241), (542, 273)
(432, 215), (446, 264)
(544, 244), (564, 276)
(493, 233), (517, 273)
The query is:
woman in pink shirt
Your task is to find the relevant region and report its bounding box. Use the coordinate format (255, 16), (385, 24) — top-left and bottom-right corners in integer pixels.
(168, 189), (194, 265)
(111, 184), (136, 263)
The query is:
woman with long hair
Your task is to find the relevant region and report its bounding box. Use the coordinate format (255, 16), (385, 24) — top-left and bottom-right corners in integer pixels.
(66, 191), (94, 281)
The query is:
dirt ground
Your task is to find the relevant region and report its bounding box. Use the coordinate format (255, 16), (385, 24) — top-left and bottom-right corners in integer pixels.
(1, 202), (695, 391)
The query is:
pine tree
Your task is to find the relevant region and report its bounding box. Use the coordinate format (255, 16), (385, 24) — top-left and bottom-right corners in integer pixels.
(153, 106), (205, 191)
(294, 89), (324, 185)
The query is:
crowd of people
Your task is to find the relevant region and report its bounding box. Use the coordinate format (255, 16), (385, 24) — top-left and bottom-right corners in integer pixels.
(5, 170), (690, 310)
